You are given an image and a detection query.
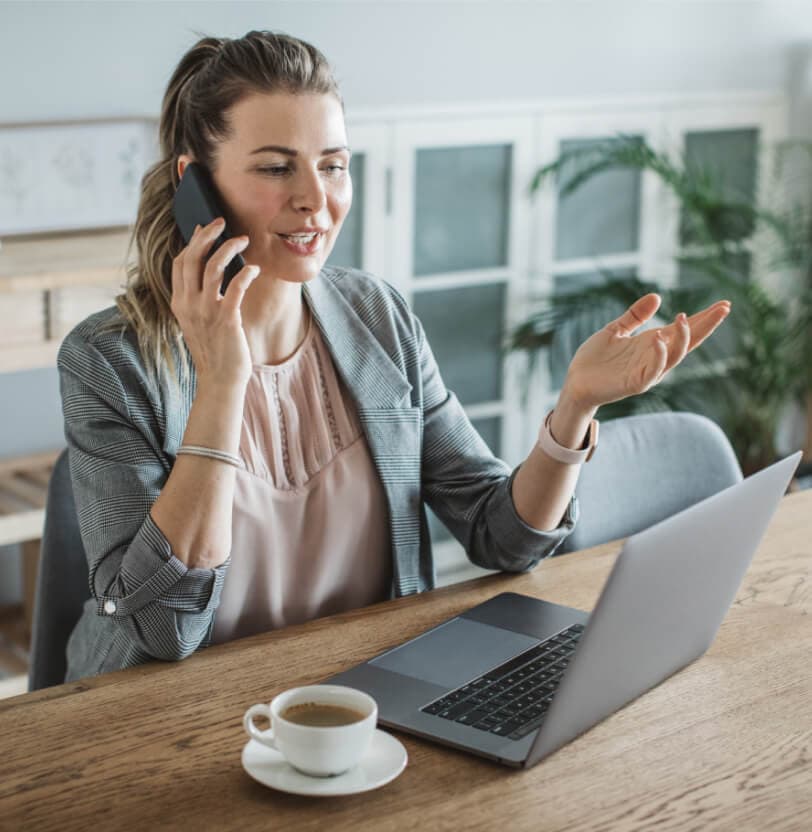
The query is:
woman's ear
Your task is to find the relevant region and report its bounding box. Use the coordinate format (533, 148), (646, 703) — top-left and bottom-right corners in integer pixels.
(177, 154), (193, 180)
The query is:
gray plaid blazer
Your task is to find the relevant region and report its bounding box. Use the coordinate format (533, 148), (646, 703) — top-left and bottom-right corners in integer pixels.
(58, 266), (578, 681)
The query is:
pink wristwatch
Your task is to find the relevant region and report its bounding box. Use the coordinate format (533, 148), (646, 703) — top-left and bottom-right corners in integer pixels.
(537, 408), (599, 465)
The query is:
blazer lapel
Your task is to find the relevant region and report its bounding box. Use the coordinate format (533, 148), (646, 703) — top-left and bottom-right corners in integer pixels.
(304, 274), (424, 591)
(303, 274), (412, 408)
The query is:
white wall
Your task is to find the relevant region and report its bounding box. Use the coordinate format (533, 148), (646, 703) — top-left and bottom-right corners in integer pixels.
(3, 0), (812, 117)
(1, 0), (811, 601)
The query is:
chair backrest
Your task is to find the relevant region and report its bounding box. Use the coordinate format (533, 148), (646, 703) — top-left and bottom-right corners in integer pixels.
(28, 448), (91, 691)
(557, 411), (743, 555)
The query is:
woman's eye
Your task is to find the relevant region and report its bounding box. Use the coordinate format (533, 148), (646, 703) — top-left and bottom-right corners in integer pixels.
(257, 165), (347, 176)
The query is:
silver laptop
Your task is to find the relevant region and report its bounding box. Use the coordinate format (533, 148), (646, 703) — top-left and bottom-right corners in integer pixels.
(324, 451), (802, 768)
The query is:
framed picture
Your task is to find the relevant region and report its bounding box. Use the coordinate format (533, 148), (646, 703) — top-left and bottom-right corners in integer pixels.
(0, 116), (159, 237)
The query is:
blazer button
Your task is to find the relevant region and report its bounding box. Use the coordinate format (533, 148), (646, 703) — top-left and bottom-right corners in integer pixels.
(104, 600), (117, 615)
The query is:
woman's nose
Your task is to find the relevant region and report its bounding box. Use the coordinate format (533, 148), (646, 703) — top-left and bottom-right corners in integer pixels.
(290, 168), (327, 212)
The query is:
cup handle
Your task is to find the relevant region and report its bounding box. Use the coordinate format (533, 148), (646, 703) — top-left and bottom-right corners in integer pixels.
(243, 704), (279, 750)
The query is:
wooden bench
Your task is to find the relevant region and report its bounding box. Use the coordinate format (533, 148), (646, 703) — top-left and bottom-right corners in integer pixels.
(0, 450), (61, 641)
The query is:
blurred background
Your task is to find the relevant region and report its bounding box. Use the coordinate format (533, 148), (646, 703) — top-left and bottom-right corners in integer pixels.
(1, 0), (811, 690)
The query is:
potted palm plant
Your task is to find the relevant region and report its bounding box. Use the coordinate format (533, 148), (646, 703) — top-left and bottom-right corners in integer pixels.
(508, 135), (812, 477)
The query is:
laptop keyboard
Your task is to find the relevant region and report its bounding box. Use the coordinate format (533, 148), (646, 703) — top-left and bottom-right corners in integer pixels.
(419, 623), (585, 741)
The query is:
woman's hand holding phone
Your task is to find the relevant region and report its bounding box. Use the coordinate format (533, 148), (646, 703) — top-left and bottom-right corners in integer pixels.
(170, 216), (260, 390)
(154, 216), (258, 571)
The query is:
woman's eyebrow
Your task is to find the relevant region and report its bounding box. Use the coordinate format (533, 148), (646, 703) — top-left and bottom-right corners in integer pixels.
(249, 144), (350, 156)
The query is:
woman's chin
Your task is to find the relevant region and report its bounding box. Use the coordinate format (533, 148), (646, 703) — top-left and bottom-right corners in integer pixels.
(251, 264), (324, 286)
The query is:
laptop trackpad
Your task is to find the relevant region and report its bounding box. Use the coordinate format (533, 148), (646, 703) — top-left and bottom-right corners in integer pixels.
(369, 617), (539, 689)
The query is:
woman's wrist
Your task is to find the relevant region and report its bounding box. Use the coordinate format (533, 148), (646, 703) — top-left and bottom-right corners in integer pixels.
(550, 381), (599, 451)
(196, 374), (249, 400)
(186, 376), (248, 458)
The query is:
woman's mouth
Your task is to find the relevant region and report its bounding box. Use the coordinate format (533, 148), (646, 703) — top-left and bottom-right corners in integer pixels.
(275, 232), (323, 256)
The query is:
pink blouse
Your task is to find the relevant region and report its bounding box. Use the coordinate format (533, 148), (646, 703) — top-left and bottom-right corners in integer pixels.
(210, 313), (393, 644)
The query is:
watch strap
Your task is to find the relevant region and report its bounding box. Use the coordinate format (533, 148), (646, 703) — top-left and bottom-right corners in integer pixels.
(537, 409), (599, 465)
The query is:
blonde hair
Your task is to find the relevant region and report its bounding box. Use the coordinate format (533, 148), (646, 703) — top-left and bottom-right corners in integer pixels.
(105, 30), (344, 392)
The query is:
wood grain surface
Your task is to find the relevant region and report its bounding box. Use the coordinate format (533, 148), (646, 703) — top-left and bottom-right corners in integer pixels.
(0, 491), (809, 832)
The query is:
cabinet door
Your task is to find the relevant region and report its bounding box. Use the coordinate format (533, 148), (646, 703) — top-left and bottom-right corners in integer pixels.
(324, 123), (388, 275)
(678, 127), (759, 368)
(660, 99), (784, 262)
(391, 116), (535, 578)
(663, 100), (786, 375)
(531, 110), (662, 419)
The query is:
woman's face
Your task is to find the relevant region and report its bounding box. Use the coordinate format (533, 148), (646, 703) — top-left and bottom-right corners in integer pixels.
(178, 91), (352, 286)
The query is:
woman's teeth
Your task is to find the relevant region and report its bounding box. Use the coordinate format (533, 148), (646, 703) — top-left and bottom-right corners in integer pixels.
(280, 233), (318, 243)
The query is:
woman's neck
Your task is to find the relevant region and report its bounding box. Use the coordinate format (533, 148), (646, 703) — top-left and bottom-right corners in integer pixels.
(241, 277), (309, 366)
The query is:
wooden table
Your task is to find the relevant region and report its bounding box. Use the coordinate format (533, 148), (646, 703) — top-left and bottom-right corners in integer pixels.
(1, 491), (810, 831)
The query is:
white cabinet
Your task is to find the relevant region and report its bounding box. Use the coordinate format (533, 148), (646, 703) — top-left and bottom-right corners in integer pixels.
(326, 114), (539, 581)
(324, 94), (786, 584)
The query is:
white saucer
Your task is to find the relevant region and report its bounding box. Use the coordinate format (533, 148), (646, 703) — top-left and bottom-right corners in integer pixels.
(241, 728), (408, 797)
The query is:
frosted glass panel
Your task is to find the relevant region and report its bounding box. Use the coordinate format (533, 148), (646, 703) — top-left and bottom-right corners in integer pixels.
(413, 144), (511, 276)
(413, 283), (505, 406)
(678, 250), (749, 366)
(427, 417), (502, 544)
(679, 250), (751, 287)
(326, 153), (365, 269)
(680, 128), (758, 245)
(555, 136), (642, 260)
(549, 268), (637, 388)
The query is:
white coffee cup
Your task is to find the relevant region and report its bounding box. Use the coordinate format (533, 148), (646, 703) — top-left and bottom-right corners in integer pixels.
(243, 684), (378, 777)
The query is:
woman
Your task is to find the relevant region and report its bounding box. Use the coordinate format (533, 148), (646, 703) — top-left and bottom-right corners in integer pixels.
(58, 30), (730, 682)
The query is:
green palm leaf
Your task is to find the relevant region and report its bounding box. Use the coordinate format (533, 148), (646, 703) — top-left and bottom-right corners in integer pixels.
(512, 135), (812, 473)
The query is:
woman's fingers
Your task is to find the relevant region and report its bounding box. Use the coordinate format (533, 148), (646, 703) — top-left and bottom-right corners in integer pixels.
(643, 299), (729, 380)
(660, 312), (691, 374)
(638, 331), (669, 391)
(203, 235), (251, 295)
(648, 299), (731, 355)
(185, 218), (226, 291)
(684, 301), (731, 351)
(660, 301), (730, 362)
(683, 299), (730, 327)
(220, 264), (261, 314)
(608, 293), (662, 336)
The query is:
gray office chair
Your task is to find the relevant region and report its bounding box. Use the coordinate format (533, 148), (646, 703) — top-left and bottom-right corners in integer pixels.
(557, 411), (743, 554)
(28, 448), (91, 691)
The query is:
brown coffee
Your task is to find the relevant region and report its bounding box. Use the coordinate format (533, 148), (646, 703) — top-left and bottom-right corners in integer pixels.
(281, 702), (367, 728)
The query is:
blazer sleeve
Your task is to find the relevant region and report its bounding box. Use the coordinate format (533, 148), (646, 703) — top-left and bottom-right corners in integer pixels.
(414, 313), (578, 572)
(57, 330), (230, 662)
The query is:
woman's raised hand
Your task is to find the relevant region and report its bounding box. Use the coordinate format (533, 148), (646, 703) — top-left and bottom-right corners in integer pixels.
(170, 217), (260, 390)
(561, 293), (732, 411)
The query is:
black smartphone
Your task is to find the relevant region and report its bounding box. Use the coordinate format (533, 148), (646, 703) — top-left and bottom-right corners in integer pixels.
(172, 161), (246, 296)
